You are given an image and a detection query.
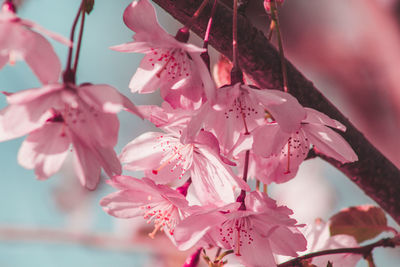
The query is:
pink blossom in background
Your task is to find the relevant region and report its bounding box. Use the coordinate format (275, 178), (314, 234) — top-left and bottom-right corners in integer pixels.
(0, 82), (141, 189)
(0, 1), (71, 84)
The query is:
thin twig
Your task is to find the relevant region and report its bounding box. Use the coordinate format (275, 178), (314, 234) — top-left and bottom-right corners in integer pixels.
(278, 237), (399, 267)
(270, 0), (288, 93)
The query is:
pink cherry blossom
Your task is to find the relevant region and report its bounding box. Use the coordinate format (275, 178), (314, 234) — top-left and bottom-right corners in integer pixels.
(174, 191), (307, 266)
(100, 176), (192, 238)
(120, 129), (249, 205)
(111, 0), (215, 109)
(187, 83), (290, 155)
(137, 102), (195, 135)
(0, 82), (141, 189)
(0, 2), (71, 84)
(251, 106), (358, 184)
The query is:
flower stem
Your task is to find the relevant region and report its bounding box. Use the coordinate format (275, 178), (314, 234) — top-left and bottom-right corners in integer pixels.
(72, 4), (86, 76)
(365, 253), (376, 267)
(232, 0), (239, 69)
(63, 1), (84, 84)
(270, 0), (288, 92)
(200, 0), (218, 69)
(184, 0), (209, 30)
(203, 0), (218, 50)
(267, 19), (276, 41)
(236, 149), (250, 209)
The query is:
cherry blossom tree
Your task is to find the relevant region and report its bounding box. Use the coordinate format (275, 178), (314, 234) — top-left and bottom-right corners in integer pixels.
(1, 0), (400, 266)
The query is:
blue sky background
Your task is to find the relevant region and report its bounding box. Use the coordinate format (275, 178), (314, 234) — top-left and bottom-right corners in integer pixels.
(0, 0), (399, 266)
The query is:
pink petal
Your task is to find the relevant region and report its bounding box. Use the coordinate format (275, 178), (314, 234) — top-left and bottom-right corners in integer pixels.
(247, 86), (285, 107)
(121, 132), (192, 184)
(71, 138), (102, 190)
(122, 0), (167, 41)
(238, 234), (276, 267)
(212, 83), (241, 111)
(129, 53), (163, 93)
(252, 123), (290, 157)
(257, 90), (306, 133)
(146, 142), (193, 184)
(106, 175), (146, 190)
(304, 108), (346, 131)
(110, 41), (153, 53)
(194, 130), (221, 156)
(191, 147), (249, 205)
(17, 122), (70, 180)
(101, 176), (165, 217)
(24, 32), (61, 84)
(6, 83), (64, 105)
(66, 100), (120, 148)
(94, 145), (122, 179)
(136, 104), (169, 126)
(302, 123), (358, 163)
(120, 132), (168, 171)
(78, 83), (142, 117)
(228, 133), (253, 158)
(21, 19), (72, 47)
(174, 209), (226, 251)
(0, 104), (51, 141)
(270, 227), (307, 257)
(100, 189), (154, 218)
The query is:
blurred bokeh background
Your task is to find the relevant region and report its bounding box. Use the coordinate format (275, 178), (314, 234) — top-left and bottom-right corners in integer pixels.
(0, 0), (399, 266)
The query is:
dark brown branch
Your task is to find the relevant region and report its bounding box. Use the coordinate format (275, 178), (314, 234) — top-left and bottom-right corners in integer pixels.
(278, 236), (400, 267)
(152, 0), (400, 224)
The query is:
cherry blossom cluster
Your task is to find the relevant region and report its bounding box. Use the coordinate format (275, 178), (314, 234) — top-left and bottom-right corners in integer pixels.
(0, 0), (360, 266)
(100, 0), (358, 266)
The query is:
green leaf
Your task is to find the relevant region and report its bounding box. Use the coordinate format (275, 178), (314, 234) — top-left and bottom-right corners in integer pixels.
(329, 205), (390, 243)
(84, 0), (94, 14)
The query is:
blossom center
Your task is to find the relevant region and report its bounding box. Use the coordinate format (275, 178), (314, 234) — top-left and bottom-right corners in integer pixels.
(223, 93), (263, 131)
(141, 201), (180, 238)
(281, 131), (309, 173)
(148, 48), (190, 81)
(219, 217), (254, 256)
(152, 135), (193, 179)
